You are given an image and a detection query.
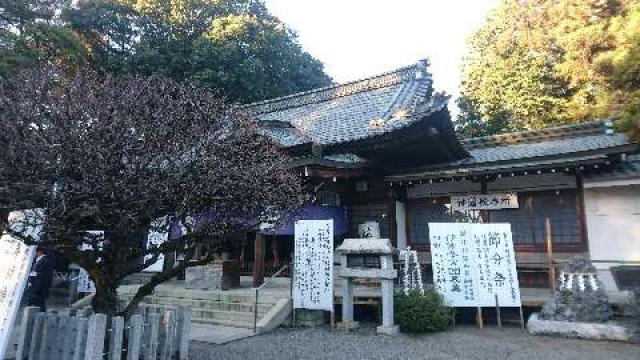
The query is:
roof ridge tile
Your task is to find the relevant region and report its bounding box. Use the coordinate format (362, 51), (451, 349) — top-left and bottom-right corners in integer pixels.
(461, 120), (609, 149)
(243, 62), (430, 115)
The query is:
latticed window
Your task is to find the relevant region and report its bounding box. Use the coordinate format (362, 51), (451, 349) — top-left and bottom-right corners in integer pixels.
(406, 197), (453, 245)
(490, 190), (583, 248)
(491, 197), (536, 246)
(315, 190), (341, 206)
(406, 190), (584, 250)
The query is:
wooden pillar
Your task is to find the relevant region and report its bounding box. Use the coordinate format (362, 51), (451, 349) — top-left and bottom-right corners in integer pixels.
(253, 233), (266, 287)
(545, 217), (555, 293)
(479, 179), (490, 223)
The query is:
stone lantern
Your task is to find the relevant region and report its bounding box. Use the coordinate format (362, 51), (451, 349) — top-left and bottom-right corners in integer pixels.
(336, 238), (398, 335)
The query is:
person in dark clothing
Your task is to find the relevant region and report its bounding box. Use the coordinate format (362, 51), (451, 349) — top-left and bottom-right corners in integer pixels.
(26, 247), (55, 312)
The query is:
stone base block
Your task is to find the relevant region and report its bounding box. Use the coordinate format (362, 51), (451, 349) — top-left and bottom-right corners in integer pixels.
(527, 312), (632, 342)
(185, 265), (222, 290)
(337, 321), (359, 331)
(294, 309), (325, 327)
(376, 325), (399, 336)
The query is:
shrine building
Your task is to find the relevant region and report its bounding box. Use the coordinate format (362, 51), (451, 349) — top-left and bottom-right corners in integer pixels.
(240, 59), (640, 304)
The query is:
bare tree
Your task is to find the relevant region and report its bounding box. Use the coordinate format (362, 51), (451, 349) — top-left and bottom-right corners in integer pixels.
(0, 67), (305, 317)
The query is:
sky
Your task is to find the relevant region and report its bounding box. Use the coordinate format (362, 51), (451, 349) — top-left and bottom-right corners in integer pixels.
(266, 0), (499, 114)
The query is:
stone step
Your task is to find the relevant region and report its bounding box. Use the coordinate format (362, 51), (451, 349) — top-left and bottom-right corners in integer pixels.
(191, 317), (256, 329)
(142, 302), (272, 317)
(138, 296), (275, 311)
(190, 308), (266, 322)
(119, 286), (281, 305)
(121, 272), (156, 285)
(118, 284), (291, 329)
(137, 301), (268, 317)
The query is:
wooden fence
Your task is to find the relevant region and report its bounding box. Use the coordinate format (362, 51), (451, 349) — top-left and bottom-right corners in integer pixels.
(14, 305), (191, 360)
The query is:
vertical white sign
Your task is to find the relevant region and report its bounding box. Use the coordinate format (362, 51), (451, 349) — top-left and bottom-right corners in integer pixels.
(429, 223), (521, 307)
(76, 268), (96, 293)
(76, 231), (103, 293)
(293, 220), (334, 311)
(0, 209), (44, 360)
(143, 217), (169, 272)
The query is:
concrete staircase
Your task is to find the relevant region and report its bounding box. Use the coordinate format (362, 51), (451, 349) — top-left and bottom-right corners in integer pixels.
(118, 284), (290, 330)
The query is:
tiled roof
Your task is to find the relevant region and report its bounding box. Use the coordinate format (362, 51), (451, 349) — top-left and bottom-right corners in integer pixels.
(460, 121), (610, 149)
(386, 121), (640, 180)
(466, 132), (629, 164)
(292, 153), (370, 169)
(243, 60), (443, 148)
(583, 153), (640, 181)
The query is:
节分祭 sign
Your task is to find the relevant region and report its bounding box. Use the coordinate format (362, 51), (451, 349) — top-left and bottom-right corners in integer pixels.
(451, 193), (519, 212)
(293, 220), (334, 311)
(429, 223), (521, 307)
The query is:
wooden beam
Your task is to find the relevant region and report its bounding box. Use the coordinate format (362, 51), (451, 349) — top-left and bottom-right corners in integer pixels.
(253, 233), (266, 287)
(544, 217), (555, 293)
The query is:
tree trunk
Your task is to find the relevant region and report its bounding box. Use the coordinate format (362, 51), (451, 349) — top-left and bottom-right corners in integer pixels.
(91, 276), (119, 316)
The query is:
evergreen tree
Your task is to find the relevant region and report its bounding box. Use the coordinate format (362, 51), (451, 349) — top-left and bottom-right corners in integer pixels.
(0, 0), (87, 74)
(2, 0), (332, 103)
(458, 0), (640, 137)
(67, 0), (332, 102)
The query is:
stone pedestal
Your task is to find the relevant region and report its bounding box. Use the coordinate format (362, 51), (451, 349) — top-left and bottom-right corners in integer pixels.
(540, 256), (613, 322)
(185, 265), (222, 289)
(376, 325), (399, 335)
(341, 276), (354, 323)
(379, 278), (395, 330)
(337, 320), (359, 331)
(528, 313), (631, 341)
(295, 309), (325, 327)
(185, 261), (240, 290)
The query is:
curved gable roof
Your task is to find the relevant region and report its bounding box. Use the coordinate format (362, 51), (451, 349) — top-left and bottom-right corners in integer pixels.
(243, 60), (469, 167)
(244, 60), (440, 147)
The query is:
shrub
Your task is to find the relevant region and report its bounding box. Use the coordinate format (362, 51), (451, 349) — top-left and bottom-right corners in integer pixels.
(633, 290), (640, 330)
(395, 290), (451, 333)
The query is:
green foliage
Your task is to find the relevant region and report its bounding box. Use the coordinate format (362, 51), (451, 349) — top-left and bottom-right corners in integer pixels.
(455, 96), (510, 138)
(0, 0), (88, 75)
(192, 13), (331, 102)
(459, 0), (640, 137)
(2, 0), (331, 103)
(64, 1), (139, 74)
(66, 0), (332, 102)
(394, 290), (451, 333)
(632, 290), (640, 329)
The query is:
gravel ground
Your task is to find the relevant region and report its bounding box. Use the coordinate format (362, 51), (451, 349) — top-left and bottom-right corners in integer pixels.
(190, 324), (640, 360)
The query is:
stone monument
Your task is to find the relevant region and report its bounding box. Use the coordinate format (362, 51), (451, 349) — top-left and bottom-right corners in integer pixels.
(540, 256), (612, 322)
(185, 260), (240, 290)
(336, 238), (398, 335)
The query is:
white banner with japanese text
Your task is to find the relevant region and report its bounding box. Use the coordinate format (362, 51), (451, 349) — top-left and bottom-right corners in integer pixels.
(429, 223), (521, 307)
(293, 220), (334, 311)
(76, 231), (103, 293)
(451, 193), (518, 212)
(0, 209), (44, 360)
(143, 217), (169, 272)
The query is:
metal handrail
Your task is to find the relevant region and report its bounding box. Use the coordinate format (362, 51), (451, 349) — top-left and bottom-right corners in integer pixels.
(257, 264), (289, 291)
(254, 264), (289, 333)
